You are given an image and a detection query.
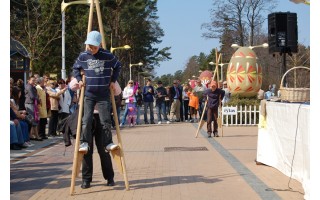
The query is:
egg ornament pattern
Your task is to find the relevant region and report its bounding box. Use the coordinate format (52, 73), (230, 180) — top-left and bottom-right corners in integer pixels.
(226, 47), (262, 97)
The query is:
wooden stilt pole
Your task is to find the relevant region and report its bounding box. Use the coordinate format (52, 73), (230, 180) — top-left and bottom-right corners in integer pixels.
(94, 0), (130, 191)
(195, 97), (208, 138)
(70, 0), (94, 195)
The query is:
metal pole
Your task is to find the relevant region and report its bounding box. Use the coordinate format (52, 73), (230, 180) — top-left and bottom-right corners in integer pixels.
(221, 65), (223, 82)
(282, 52), (287, 87)
(130, 66), (132, 80)
(61, 11), (66, 80)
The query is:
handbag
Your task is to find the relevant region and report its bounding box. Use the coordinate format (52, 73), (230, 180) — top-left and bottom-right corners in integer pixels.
(34, 99), (40, 123)
(25, 113), (34, 125)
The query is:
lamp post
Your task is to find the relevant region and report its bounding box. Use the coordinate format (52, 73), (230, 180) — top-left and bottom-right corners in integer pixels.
(231, 43), (269, 50)
(61, 0), (91, 80)
(289, 0), (310, 5)
(129, 62), (143, 80)
(110, 45), (131, 54)
(218, 63), (229, 82)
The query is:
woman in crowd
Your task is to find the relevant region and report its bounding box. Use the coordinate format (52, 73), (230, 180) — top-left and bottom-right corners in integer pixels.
(120, 80), (136, 127)
(24, 76), (42, 141)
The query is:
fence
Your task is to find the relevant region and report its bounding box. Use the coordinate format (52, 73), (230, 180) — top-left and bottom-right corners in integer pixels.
(221, 105), (260, 126)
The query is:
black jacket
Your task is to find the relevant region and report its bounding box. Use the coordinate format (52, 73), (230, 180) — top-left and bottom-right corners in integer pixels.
(168, 85), (182, 102)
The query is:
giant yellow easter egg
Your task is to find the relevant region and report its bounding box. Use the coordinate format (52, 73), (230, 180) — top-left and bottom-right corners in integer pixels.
(226, 47), (262, 97)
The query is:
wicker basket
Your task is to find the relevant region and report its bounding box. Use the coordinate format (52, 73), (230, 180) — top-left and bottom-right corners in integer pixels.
(279, 66), (310, 103)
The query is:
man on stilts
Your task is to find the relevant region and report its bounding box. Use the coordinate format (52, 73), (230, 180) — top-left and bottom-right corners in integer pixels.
(73, 30), (121, 188)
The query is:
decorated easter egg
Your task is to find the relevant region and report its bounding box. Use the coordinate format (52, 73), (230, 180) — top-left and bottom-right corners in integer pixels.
(189, 79), (196, 89)
(226, 47), (262, 97)
(199, 70), (213, 86)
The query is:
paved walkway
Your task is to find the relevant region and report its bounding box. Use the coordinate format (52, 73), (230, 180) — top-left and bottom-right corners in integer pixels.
(10, 122), (304, 200)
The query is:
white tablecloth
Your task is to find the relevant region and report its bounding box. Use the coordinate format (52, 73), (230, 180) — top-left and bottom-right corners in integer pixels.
(256, 101), (310, 199)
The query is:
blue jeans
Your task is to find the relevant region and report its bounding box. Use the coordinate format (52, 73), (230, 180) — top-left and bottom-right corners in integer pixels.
(144, 102), (154, 123)
(10, 121), (24, 144)
(20, 120), (30, 142)
(136, 105), (141, 124)
(156, 102), (168, 122)
(81, 96), (112, 146)
(121, 103), (129, 125)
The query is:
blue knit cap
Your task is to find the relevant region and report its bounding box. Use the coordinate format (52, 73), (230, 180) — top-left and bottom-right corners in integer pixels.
(84, 31), (102, 46)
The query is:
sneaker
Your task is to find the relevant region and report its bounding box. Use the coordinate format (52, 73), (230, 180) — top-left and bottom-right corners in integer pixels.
(167, 121), (171, 124)
(150, 121), (155, 124)
(158, 121), (162, 125)
(26, 141), (34, 146)
(214, 132), (219, 137)
(119, 123), (124, 128)
(106, 180), (115, 186)
(145, 121), (150, 124)
(22, 142), (29, 148)
(79, 142), (89, 152)
(189, 119), (194, 123)
(106, 143), (119, 151)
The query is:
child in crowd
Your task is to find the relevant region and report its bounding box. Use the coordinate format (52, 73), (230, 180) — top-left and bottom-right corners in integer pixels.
(188, 90), (199, 123)
(127, 97), (137, 127)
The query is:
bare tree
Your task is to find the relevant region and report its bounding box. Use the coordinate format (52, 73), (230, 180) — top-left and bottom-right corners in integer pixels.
(11, 0), (61, 74)
(202, 0), (278, 46)
(245, 0), (277, 46)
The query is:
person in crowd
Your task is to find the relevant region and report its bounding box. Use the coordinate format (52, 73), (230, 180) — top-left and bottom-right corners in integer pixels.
(222, 81), (231, 106)
(142, 78), (155, 124)
(43, 74), (50, 86)
(204, 80), (225, 138)
(177, 80), (184, 121)
(11, 86), (33, 146)
(188, 89), (199, 123)
(111, 92), (122, 129)
(134, 86), (143, 125)
(168, 80), (182, 122)
(164, 86), (171, 116)
(257, 89), (265, 100)
(67, 74), (80, 114)
(81, 108), (116, 189)
(10, 86), (33, 148)
(127, 97), (137, 127)
(155, 80), (168, 124)
(182, 84), (191, 122)
(10, 77), (15, 87)
(72, 30), (121, 159)
(16, 79), (26, 111)
(35, 77), (48, 139)
(25, 76), (42, 141)
(47, 80), (67, 137)
(194, 79), (207, 122)
(10, 107), (26, 150)
(57, 79), (72, 126)
(120, 80), (136, 127)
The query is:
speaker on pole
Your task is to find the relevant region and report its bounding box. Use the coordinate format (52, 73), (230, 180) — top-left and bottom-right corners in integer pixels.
(268, 12), (298, 54)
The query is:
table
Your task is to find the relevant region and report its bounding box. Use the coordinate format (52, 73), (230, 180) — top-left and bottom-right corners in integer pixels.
(256, 101), (310, 199)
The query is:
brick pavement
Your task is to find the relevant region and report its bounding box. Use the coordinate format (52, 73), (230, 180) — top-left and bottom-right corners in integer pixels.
(10, 122), (304, 200)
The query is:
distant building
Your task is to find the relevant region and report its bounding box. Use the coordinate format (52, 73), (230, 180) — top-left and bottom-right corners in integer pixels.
(10, 38), (30, 84)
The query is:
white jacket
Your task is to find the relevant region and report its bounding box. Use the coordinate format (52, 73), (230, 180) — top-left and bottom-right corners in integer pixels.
(57, 88), (72, 114)
(122, 86), (136, 103)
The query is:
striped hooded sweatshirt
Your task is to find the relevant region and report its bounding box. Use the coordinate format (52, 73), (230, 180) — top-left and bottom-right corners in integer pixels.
(73, 48), (121, 98)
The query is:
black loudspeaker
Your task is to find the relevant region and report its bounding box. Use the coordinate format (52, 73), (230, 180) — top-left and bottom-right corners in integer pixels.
(268, 12), (298, 54)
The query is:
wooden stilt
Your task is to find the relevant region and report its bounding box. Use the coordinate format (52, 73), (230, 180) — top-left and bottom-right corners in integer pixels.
(94, 0), (130, 191)
(70, 0), (94, 195)
(195, 98), (208, 138)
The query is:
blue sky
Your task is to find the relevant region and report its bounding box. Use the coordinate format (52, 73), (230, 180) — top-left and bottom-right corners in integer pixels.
(155, 0), (310, 77)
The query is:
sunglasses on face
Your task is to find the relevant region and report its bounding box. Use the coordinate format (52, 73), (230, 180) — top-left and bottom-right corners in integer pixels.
(129, 82), (133, 84)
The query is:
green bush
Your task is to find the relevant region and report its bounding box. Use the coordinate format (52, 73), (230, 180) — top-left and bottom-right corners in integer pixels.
(224, 94), (261, 107)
